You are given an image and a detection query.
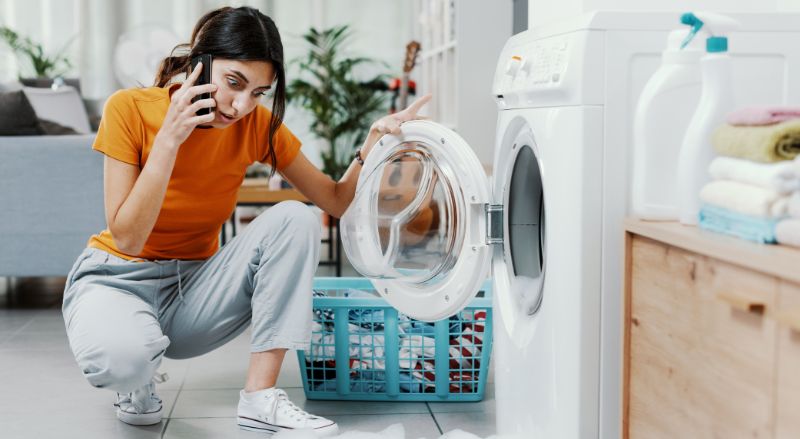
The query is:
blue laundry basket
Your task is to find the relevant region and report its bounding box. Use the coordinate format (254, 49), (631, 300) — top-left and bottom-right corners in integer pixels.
(298, 277), (493, 402)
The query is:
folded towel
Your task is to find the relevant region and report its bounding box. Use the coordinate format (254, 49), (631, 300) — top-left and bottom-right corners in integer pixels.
(776, 219), (800, 247)
(700, 180), (790, 218)
(712, 120), (800, 162)
(726, 106), (800, 126)
(699, 204), (779, 244)
(708, 156), (800, 194)
(789, 192), (800, 219)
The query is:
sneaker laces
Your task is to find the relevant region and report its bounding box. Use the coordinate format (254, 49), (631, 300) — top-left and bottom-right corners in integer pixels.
(115, 372), (169, 414)
(266, 389), (319, 425)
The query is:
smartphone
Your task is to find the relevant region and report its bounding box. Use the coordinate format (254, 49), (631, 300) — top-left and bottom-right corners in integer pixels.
(190, 54), (214, 116)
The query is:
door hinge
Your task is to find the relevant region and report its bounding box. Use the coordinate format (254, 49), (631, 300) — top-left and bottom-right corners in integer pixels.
(485, 204), (504, 245)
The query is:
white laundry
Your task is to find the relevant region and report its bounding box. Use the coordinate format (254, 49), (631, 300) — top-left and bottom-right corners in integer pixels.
(272, 423), (517, 439)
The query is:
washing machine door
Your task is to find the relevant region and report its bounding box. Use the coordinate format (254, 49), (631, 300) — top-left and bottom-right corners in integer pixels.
(340, 120), (493, 321)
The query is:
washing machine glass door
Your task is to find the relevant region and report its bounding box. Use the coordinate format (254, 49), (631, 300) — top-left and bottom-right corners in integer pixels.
(340, 120), (492, 321)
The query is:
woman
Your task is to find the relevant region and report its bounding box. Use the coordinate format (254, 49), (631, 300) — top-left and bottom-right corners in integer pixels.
(62, 6), (429, 436)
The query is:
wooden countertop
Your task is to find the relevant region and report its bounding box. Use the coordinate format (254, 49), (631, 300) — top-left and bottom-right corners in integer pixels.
(625, 218), (800, 284)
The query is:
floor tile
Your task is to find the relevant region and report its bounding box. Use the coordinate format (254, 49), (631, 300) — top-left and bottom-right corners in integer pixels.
(0, 349), (89, 394)
(3, 417), (165, 439)
(21, 308), (68, 332)
(0, 327), (72, 351)
(180, 330), (304, 390)
(170, 389), (240, 418)
(427, 384), (496, 414)
(158, 357), (191, 391)
(433, 411), (497, 437)
(0, 309), (40, 333)
(180, 333), (251, 390)
(286, 387), (431, 416)
(163, 417), (275, 438)
(332, 413), (441, 438)
(0, 378), (178, 423)
(166, 414), (441, 439)
(170, 388), (431, 419)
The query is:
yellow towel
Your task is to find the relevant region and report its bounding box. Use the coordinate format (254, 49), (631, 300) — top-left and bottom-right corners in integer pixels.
(712, 119), (800, 162)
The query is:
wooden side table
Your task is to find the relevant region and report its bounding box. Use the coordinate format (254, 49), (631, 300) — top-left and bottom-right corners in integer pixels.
(227, 179), (342, 276)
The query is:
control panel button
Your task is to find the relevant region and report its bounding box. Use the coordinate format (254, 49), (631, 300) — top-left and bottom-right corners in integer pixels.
(505, 55), (522, 76)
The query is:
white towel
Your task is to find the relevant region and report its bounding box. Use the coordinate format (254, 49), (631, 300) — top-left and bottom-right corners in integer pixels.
(699, 180), (790, 218)
(708, 156), (800, 194)
(776, 219), (800, 247)
(789, 192), (800, 219)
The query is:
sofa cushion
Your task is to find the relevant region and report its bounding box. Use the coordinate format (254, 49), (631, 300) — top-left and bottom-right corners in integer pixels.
(0, 90), (45, 136)
(0, 134), (105, 276)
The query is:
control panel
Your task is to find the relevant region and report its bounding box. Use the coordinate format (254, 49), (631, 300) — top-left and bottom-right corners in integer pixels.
(499, 37), (570, 91)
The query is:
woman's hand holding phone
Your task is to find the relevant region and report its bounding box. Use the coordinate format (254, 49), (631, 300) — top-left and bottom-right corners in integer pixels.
(154, 62), (217, 151)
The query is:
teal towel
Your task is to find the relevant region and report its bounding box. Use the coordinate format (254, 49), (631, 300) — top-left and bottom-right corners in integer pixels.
(698, 204), (781, 244)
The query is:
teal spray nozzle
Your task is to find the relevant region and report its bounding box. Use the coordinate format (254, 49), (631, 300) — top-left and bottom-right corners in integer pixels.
(679, 11), (739, 53)
(680, 13), (704, 49)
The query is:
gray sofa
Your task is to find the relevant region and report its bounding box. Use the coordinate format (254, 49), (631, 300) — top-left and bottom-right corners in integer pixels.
(0, 134), (105, 276)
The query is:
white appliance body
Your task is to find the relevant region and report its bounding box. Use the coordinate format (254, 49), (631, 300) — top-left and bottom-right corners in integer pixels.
(490, 11), (800, 438)
(339, 11), (800, 439)
(490, 107), (602, 438)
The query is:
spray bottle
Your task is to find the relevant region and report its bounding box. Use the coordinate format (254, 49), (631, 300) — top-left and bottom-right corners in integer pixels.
(675, 11), (740, 225)
(631, 22), (703, 220)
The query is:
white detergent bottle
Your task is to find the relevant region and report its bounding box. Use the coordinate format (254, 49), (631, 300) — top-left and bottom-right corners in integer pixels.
(676, 11), (739, 225)
(631, 26), (703, 220)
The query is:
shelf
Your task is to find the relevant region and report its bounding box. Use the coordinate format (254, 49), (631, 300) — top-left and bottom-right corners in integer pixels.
(419, 41), (457, 58)
(625, 218), (800, 284)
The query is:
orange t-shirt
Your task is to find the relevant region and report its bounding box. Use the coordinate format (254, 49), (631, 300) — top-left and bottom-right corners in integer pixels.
(87, 85), (302, 261)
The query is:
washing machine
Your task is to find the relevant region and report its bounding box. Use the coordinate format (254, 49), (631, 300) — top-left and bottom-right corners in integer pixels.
(340, 11), (800, 438)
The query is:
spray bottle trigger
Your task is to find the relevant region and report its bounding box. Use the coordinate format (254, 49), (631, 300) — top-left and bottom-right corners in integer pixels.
(679, 12), (704, 50)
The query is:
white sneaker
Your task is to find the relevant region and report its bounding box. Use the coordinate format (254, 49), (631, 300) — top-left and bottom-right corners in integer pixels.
(237, 388), (339, 436)
(114, 373), (168, 426)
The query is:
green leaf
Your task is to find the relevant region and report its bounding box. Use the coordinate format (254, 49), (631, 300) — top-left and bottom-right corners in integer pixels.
(286, 24), (390, 178)
(0, 25), (76, 78)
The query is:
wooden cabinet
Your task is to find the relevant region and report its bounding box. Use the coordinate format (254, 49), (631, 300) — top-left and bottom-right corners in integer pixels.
(624, 220), (800, 439)
(775, 281), (800, 438)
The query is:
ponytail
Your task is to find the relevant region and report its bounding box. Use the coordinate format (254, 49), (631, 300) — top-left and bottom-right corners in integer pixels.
(153, 7), (232, 87)
(153, 50), (190, 87)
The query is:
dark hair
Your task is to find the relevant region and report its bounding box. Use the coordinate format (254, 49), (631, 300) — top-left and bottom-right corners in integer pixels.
(154, 6), (285, 174)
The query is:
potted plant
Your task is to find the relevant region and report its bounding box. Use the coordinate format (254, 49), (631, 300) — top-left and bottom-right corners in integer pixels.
(287, 25), (389, 182)
(0, 26), (78, 89)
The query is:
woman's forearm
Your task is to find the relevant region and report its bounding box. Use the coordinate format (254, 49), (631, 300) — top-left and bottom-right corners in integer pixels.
(331, 129), (383, 217)
(330, 95), (431, 217)
(110, 139), (179, 255)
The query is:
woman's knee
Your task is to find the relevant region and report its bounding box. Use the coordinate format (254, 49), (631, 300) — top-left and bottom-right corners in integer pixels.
(75, 334), (169, 393)
(253, 200), (321, 240)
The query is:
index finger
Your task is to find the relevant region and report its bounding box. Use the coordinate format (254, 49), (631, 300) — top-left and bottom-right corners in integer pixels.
(181, 62), (203, 90)
(405, 94), (432, 115)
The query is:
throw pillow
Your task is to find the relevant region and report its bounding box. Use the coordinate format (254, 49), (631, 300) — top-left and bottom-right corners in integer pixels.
(38, 118), (79, 135)
(22, 86), (92, 134)
(0, 90), (44, 136)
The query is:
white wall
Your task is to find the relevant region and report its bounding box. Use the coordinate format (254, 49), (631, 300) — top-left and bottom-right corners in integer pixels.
(528, 0), (800, 28)
(0, 0), (409, 97)
(0, 0), (412, 167)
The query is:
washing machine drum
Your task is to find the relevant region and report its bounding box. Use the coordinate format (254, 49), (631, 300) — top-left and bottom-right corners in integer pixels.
(340, 121), (492, 321)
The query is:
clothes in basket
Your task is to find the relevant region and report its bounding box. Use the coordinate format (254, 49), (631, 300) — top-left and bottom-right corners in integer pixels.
(305, 289), (488, 395)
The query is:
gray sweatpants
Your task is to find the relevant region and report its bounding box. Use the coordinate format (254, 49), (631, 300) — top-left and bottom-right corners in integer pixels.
(62, 201), (321, 394)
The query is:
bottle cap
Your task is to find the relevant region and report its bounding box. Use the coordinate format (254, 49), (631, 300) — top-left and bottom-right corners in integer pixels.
(707, 36), (728, 53)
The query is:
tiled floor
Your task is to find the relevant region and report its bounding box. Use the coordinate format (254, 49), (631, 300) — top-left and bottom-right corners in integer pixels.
(0, 262), (496, 438)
